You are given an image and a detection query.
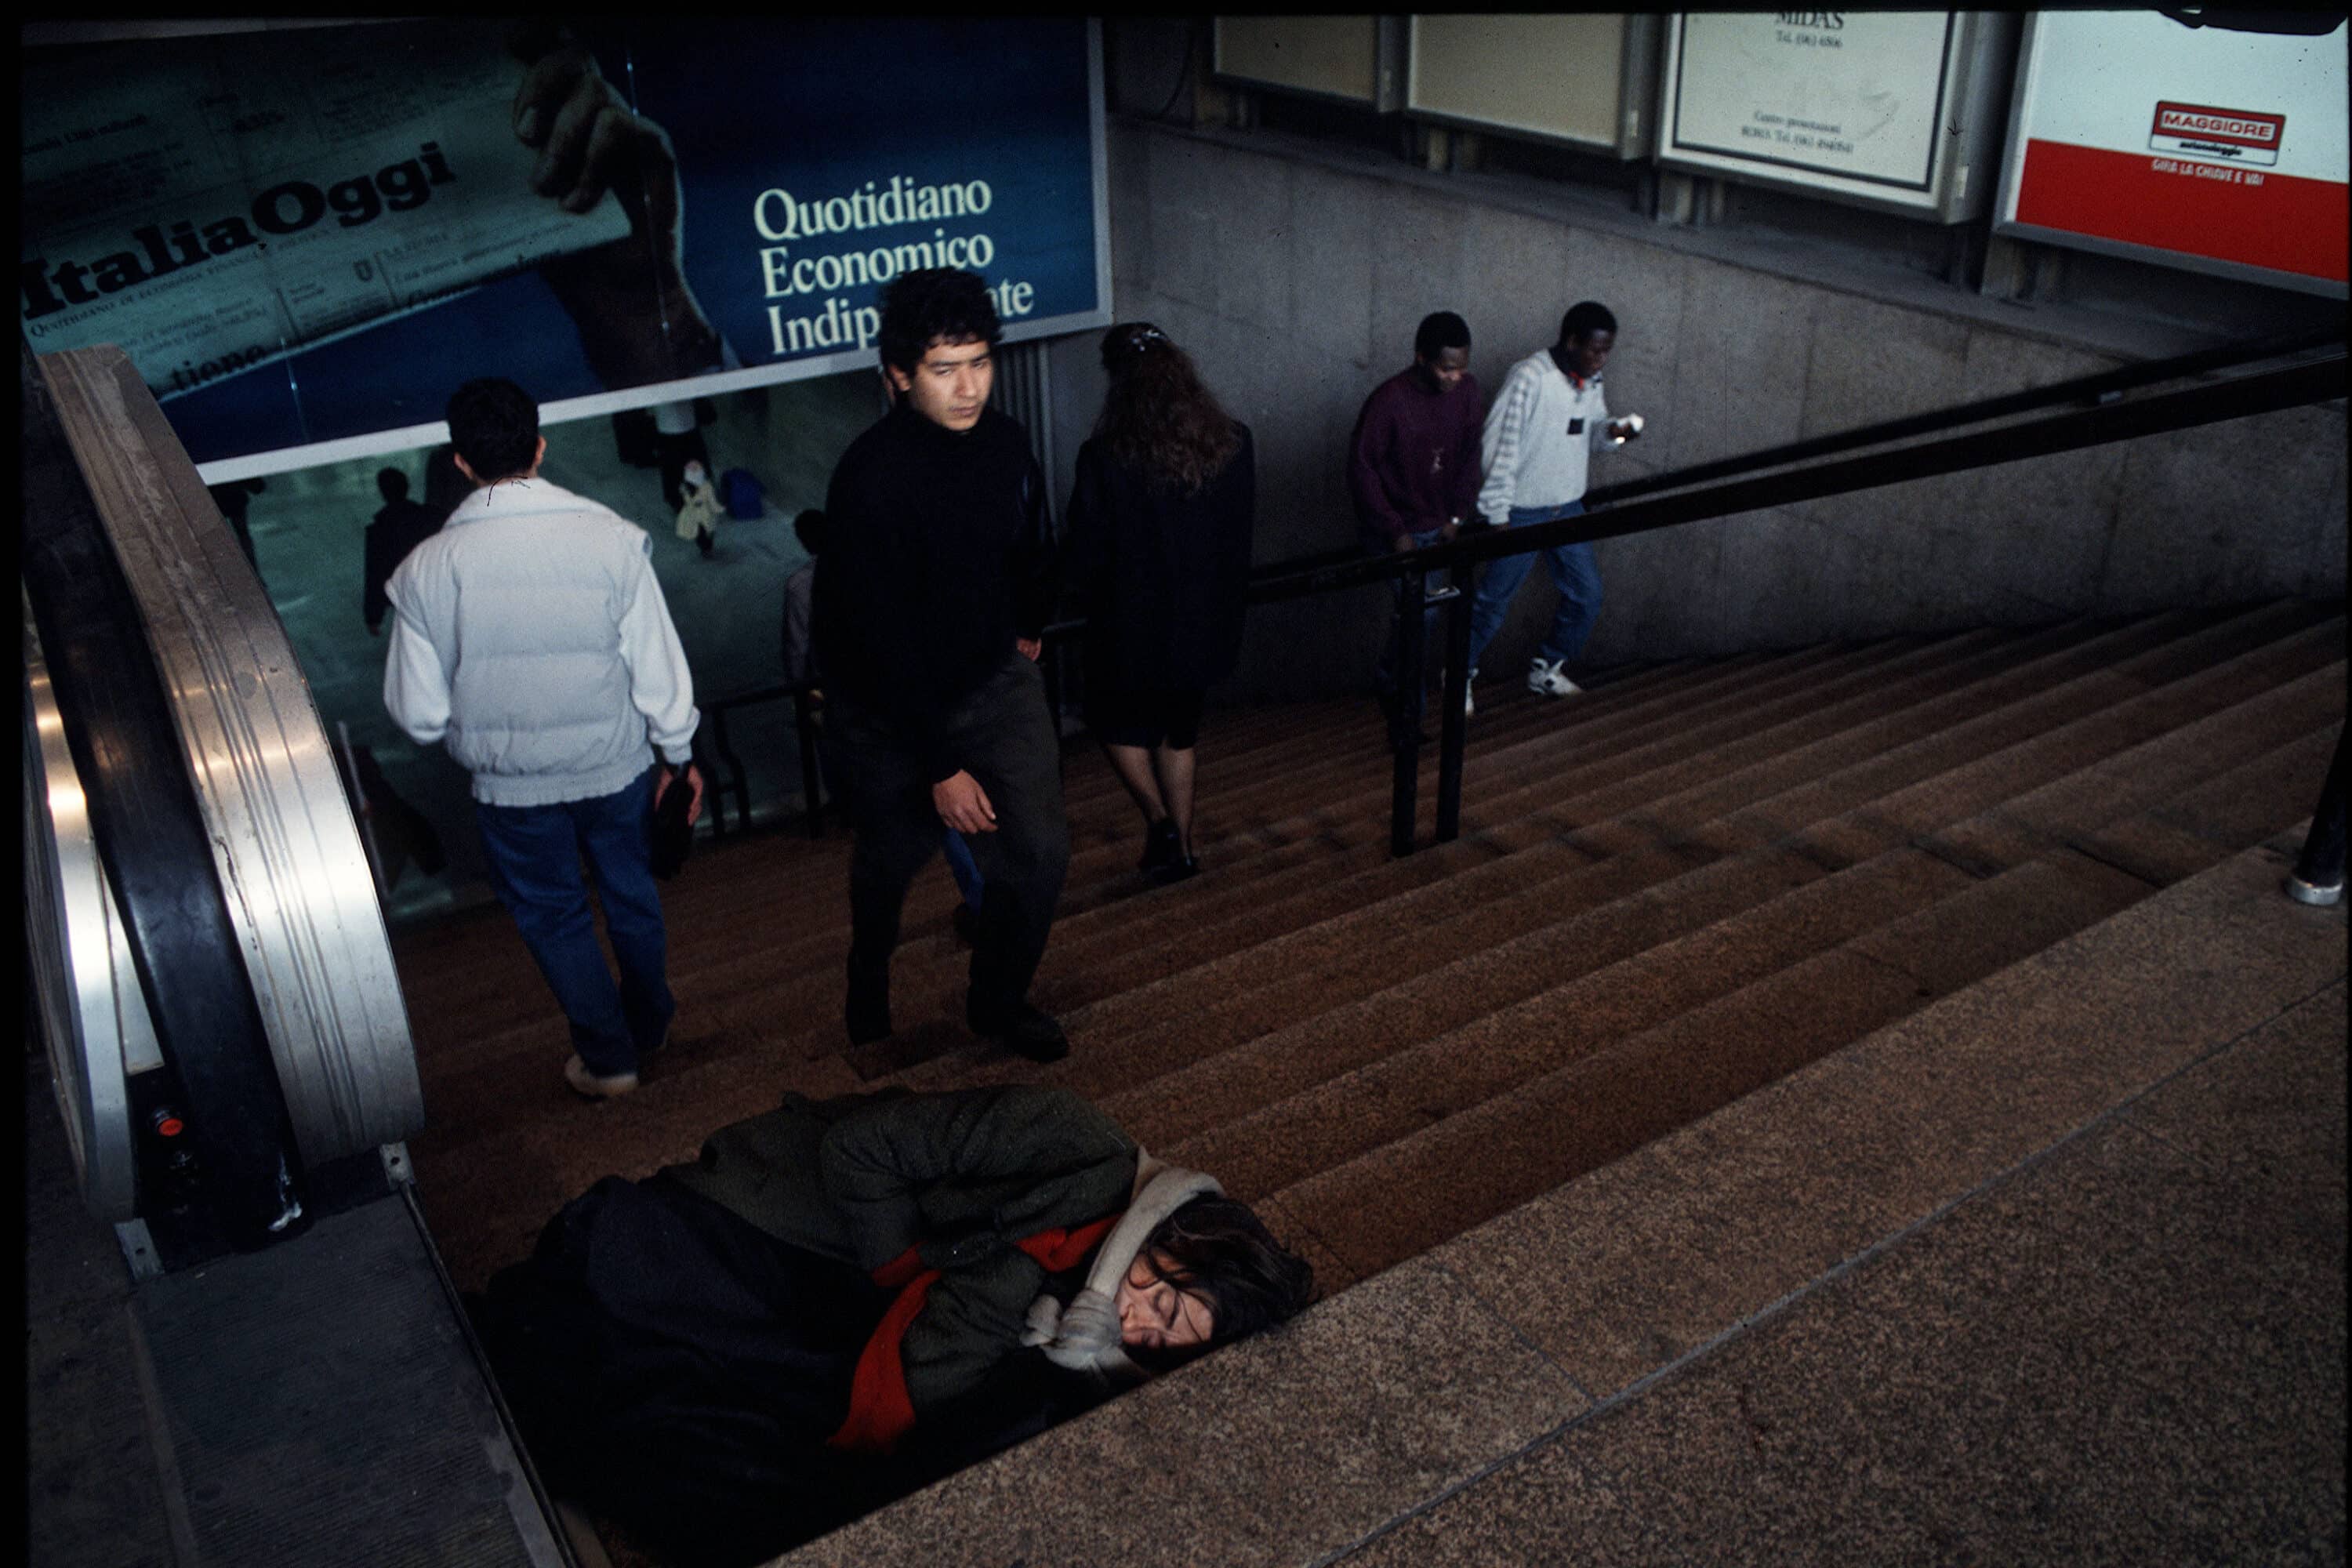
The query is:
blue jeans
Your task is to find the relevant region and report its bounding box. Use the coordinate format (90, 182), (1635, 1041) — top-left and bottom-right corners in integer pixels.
(1373, 528), (1457, 695)
(476, 764), (674, 1077)
(942, 828), (984, 910)
(1465, 501), (1602, 676)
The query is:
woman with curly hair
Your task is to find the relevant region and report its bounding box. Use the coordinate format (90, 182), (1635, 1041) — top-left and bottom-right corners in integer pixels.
(1065, 322), (1256, 883)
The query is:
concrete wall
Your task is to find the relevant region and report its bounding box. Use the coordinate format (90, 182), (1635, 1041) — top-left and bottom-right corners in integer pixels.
(1095, 118), (2347, 702)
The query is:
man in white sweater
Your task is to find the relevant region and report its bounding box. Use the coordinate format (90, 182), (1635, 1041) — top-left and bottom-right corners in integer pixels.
(384, 378), (704, 1100)
(1464, 301), (1642, 709)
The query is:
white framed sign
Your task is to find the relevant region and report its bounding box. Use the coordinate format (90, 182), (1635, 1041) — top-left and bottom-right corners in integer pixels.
(1659, 12), (2011, 220)
(1993, 11), (2347, 298)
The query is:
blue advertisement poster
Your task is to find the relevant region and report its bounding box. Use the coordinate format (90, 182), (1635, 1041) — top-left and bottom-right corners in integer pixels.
(18, 18), (1107, 477)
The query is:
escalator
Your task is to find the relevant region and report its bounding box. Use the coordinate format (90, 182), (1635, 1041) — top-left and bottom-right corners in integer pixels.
(22, 342), (577, 1568)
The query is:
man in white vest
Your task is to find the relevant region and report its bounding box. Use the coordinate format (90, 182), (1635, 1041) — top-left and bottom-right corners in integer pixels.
(384, 377), (703, 1100)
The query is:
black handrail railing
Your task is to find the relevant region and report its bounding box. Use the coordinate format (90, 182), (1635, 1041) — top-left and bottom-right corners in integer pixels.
(1376, 348), (2346, 848)
(698, 681), (815, 838)
(700, 332), (2344, 856)
(1582, 325), (2346, 508)
(1256, 351), (2347, 605)
(1229, 326), (2345, 590)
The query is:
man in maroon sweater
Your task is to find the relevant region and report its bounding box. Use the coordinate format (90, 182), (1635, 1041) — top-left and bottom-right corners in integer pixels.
(1348, 311), (1485, 734)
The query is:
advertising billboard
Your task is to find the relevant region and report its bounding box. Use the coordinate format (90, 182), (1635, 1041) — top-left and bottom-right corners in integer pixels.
(1658, 12), (2013, 221)
(1993, 10), (2347, 296)
(1405, 14), (1657, 158)
(20, 19), (1109, 477)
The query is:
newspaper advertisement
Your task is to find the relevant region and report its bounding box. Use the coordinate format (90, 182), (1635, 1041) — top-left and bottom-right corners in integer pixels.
(20, 18), (1107, 477)
(20, 21), (630, 401)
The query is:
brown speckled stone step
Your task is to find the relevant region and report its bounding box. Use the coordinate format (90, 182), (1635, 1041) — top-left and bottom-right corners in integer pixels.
(395, 604), (2340, 1328)
(771, 839), (2342, 1568)
(888, 613), (2284, 1108)
(1262, 852), (2159, 1283)
(2063, 724), (2343, 887)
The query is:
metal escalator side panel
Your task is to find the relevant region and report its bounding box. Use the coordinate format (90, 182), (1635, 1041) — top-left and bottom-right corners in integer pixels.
(24, 340), (306, 1250)
(23, 601), (141, 1220)
(34, 346), (424, 1167)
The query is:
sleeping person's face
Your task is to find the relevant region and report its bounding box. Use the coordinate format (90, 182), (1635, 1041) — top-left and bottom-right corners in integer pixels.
(1114, 1250), (1214, 1353)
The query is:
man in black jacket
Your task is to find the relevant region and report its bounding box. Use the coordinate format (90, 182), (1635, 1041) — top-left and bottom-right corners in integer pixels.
(362, 466), (447, 636)
(815, 268), (1068, 1061)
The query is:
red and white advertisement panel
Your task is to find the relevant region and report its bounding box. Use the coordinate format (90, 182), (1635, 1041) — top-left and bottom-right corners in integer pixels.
(1994, 10), (2347, 296)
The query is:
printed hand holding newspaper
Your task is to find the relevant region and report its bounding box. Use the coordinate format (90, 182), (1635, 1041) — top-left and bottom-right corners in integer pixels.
(19, 21), (632, 400)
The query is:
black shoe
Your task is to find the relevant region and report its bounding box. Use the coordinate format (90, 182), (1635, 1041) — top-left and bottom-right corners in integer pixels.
(1139, 818), (1181, 875)
(967, 1000), (1069, 1063)
(1150, 854), (1201, 886)
(951, 902), (981, 946)
(847, 973), (892, 1045)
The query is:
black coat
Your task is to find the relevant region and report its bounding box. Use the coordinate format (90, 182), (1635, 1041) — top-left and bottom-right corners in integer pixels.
(815, 405), (1056, 782)
(362, 497), (445, 633)
(471, 1170), (1114, 1568)
(1064, 423), (1254, 694)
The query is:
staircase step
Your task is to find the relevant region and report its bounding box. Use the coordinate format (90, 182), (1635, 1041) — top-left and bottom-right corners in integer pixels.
(2066, 724), (2343, 887)
(390, 602), (2344, 1306)
(1264, 850), (2157, 1284)
(1722, 611), (2343, 865)
(1486, 611), (2205, 851)
(931, 644), (2314, 1185)
(1163, 844), (1984, 1202)
(408, 617), (2127, 1047)
(1922, 662), (2343, 872)
(768, 837), (2346, 1568)
(929, 837), (1730, 1106)
(863, 613), (2332, 1113)
(1033, 631), (2060, 987)
(920, 615), (2285, 1089)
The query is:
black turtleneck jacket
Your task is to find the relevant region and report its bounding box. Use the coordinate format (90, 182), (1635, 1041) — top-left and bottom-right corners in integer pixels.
(815, 403), (1056, 782)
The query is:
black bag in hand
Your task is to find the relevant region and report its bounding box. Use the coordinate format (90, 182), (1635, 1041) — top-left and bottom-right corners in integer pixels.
(650, 768), (696, 880)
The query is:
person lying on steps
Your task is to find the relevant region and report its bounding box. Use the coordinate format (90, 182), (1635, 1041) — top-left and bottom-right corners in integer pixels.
(467, 1083), (1316, 1567)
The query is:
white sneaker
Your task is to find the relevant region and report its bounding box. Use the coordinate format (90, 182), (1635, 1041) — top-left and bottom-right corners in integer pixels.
(1462, 670), (1476, 717)
(1528, 658), (1583, 698)
(564, 1054), (639, 1101)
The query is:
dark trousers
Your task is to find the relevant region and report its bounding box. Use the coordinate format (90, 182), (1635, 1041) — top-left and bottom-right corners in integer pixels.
(830, 653), (1068, 1021)
(474, 765), (673, 1077)
(1371, 526), (1455, 696)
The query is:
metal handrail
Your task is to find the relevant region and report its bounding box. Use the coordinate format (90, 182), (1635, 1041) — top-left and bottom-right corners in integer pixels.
(698, 681), (824, 839)
(721, 336), (2346, 857)
(1581, 325), (2346, 509)
(1229, 326), (2346, 594)
(1265, 350), (2347, 604)
(1368, 348), (2347, 851)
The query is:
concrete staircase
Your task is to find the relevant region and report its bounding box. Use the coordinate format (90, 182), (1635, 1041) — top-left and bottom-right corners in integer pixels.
(390, 600), (2346, 1563)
